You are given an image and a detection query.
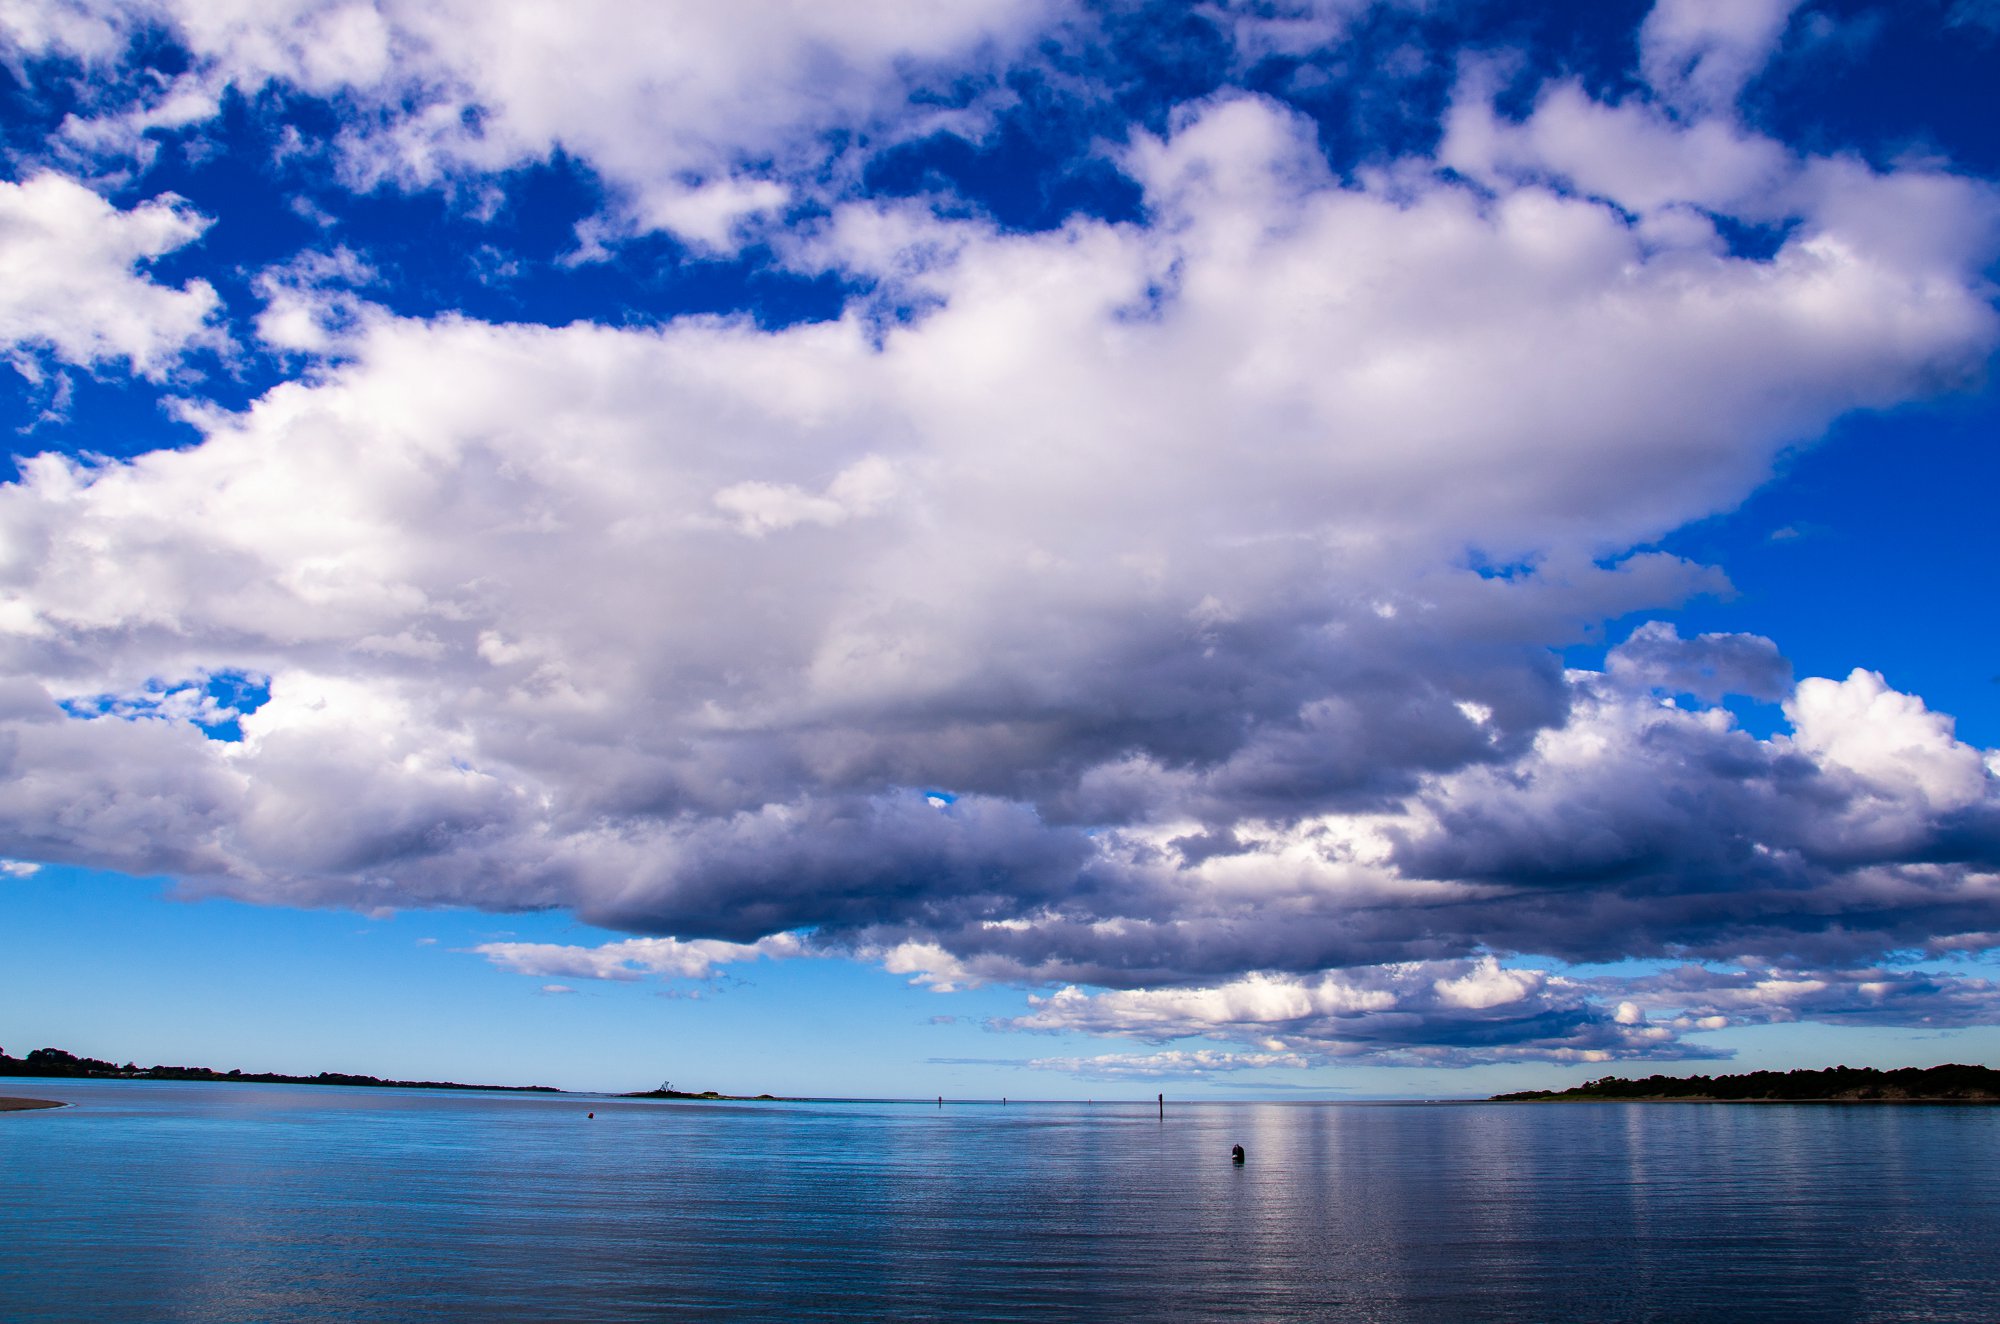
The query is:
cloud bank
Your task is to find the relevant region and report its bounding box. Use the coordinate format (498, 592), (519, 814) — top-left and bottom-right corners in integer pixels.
(2, 1), (1998, 1072)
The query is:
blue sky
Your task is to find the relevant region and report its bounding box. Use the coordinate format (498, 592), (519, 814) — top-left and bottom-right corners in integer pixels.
(2, 0), (1999, 1098)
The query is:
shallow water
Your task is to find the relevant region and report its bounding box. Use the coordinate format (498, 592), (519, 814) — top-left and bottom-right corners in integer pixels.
(3, 1080), (1995, 1321)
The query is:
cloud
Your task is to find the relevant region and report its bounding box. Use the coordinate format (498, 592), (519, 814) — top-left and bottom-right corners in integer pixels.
(1381, 664), (2000, 967)
(252, 247), (377, 355)
(1638, 0), (1803, 112)
(7, 0), (1057, 246)
(1005, 958), (1727, 1067)
(1611, 963), (2000, 1029)
(0, 94), (1990, 994)
(0, 174), (221, 376)
(1008, 953), (2000, 1069)
(0, 14), (1997, 1069)
(475, 933), (806, 982)
(1605, 621), (1791, 703)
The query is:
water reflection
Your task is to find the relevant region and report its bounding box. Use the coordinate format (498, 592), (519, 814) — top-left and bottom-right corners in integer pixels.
(2, 1083), (1996, 1321)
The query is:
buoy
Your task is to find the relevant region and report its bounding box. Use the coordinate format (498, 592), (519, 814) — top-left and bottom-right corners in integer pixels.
(588, 1112), (595, 1119)
(1231, 1144), (1245, 1164)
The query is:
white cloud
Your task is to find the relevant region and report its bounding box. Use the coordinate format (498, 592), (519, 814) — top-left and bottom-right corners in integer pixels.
(11, 0), (1056, 246)
(1198, 0), (1384, 64)
(1008, 958), (1703, 1066)
(1638, 0), (1803, 112)
(1788, 669), (1990, 817)
(0, 174), (221, 376)
(1441, 73), (1792, 217)
(252, 247), (377, 354)
(475, 933), (805, 982)
(0, 95), (1989, 978)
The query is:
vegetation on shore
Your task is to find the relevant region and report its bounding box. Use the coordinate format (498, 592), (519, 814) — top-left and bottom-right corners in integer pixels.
(0, 1046), (561, 1094)
(1493, 1063), (2000, 1102)
(622, 1087), (783, 1101)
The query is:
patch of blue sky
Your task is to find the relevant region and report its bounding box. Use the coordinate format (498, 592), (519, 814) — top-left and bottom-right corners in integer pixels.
(1743, 0), (2000, 174)
(1684, 1018), (2000, 1075)
(0, 864), (1084, 1096)
(1597, 388), (2000, 748)
(55, 670), (270, 742)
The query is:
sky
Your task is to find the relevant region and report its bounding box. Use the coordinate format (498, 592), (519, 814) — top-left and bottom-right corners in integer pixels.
(1, 0), (1999, 1100)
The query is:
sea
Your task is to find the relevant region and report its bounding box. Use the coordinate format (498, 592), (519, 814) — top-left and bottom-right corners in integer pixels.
(2, 1080), (1996, 1322)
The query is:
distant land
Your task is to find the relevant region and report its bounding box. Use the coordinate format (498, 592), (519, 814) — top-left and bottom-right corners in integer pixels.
(0, 1046), (561, 1094)
(1493, 1064), (2000, 1103)
(623, 1087), (788, 1102)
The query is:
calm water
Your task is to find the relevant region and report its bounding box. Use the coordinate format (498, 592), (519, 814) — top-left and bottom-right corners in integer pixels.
(2, 1081), (1996, 1321)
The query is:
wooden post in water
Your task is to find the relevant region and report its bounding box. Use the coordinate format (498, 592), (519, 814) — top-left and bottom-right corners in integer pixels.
(1158, 1092), (1163, 1119)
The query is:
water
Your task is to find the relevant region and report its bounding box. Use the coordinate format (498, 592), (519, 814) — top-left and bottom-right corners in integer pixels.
(3, 1081), (1996, 1322)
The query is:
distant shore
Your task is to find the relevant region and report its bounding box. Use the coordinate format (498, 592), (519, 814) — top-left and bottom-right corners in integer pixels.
(1494, 1063), (2000, 1103)
(0, 1096), (64, 1111)
(2, 1047), (561, 1095)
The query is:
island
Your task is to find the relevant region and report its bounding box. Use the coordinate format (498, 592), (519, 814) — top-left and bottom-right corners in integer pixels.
(623, 1086), (785, 1101)
(1, 1046), (561, 1094)
(1493, 1063), (2000, 1102)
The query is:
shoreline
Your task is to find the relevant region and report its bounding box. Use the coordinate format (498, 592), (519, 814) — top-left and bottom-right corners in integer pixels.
(0, 1096), (65, 1112)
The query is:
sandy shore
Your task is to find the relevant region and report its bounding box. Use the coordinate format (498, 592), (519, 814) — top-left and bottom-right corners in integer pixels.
(0, 1095), (65, 1111)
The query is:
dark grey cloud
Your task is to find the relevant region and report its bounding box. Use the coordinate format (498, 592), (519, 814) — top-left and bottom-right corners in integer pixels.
(1606, 621), (1791, 702)
(1612, 962), (2000, 1029)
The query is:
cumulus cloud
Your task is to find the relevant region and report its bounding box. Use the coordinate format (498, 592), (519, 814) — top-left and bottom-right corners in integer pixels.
(0, 93), (1984, 910)
(0, 90), (1992, 988)
(0, 174), (221, 376)
(0, 9), (1997, 1070)
(1006, 958), (1725, 1067)
(1010, 950), (2000, 1067)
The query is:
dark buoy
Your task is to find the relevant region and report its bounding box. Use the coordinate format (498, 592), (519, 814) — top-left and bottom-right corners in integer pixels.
(1231, 1144), (1245, 1165)
(588, 1112), (594, 1119)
